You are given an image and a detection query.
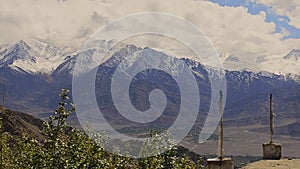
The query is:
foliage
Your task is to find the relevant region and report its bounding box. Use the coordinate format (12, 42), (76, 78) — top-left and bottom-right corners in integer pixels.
(0, 89), (204, 168)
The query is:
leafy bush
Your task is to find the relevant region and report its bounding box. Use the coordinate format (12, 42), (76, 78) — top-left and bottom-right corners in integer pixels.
(0, 89), (204, 168)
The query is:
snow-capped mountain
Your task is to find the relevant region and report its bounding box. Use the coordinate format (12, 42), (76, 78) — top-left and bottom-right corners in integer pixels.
(283, 49), (300, 61)
(0, 40), (36, 66)
(222, 49), (300, 79)
(0, 40), (299, 114)
(1, 40), (299, 79)
(260, 51), (300, 77)
(69, 44), (299, 134)
(0, 40), (75, 73)
(0, 40), (298, 141)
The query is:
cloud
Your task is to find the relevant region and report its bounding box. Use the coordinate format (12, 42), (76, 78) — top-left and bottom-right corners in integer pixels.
(0, 0), (108, 47)
(91, 12), (109, 25)
(250, 0), (300, 28)
(0, 0), (299, 60)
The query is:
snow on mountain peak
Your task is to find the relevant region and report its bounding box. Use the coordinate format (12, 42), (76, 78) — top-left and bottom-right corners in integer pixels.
(30, 39), (59, 57)
(284, 49), (300, 61)
(17, 40), (30, 50)
(0, 40), (72, 74)
(0, 40), (36, 66)
(0, 39), (299, 80)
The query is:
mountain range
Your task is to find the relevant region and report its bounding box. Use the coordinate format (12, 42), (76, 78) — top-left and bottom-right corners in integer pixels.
(0, 40), (299, 139)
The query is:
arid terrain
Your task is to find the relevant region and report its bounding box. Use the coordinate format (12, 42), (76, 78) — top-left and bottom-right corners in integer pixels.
(242, 159), (300, 169)
(193, 126), (300, 157)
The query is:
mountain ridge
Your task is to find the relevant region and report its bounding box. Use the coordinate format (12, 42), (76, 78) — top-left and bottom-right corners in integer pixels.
(0, 40), (299, 139)
(1, 40), (300, 77)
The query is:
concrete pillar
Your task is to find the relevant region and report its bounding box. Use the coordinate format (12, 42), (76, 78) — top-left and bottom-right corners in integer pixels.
(262, 142), (281, 160)
(207, 158), (234, 169)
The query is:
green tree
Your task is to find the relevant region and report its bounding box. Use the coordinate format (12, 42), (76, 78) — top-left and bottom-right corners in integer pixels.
(0, 89), (204, 168)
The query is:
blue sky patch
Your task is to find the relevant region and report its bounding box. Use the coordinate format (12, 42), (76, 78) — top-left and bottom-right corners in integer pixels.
(210, 0), (300, 39)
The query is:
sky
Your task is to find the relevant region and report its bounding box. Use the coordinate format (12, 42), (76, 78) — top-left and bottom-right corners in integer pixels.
(211, 0), (300, 39)
(1, 0), (300, 60)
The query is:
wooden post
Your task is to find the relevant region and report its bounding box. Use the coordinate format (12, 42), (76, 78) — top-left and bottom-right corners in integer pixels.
(263, 94), (281, 160)
(207, 90), (234, 169)
(218, 91), (224, 160)
(270, 94), (274, 143)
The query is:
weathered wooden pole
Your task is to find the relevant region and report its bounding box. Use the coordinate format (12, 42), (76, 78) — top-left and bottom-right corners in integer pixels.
(207, 90), (234, 169)
(263, 94), (281, 160)
(270, 94), (274, 143)
(218, 90), (224, 160)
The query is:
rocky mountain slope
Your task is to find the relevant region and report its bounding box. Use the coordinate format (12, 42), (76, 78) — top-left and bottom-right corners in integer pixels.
(0, 40), (299, 138)
(1, 106), (44, 141)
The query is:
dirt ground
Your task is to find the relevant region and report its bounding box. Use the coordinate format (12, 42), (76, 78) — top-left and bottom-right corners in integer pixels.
(242, 159), (300, 169)
(182, 125), (300, 157)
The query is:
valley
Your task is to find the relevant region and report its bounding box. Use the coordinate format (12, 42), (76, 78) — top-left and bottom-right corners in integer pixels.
(0, 40), (299, 158)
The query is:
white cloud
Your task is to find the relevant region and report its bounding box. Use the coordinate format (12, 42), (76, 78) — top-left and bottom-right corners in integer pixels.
(0, 0), (300, 61)
(0, 0), (108, 47)
(250, 0), (300, 28)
